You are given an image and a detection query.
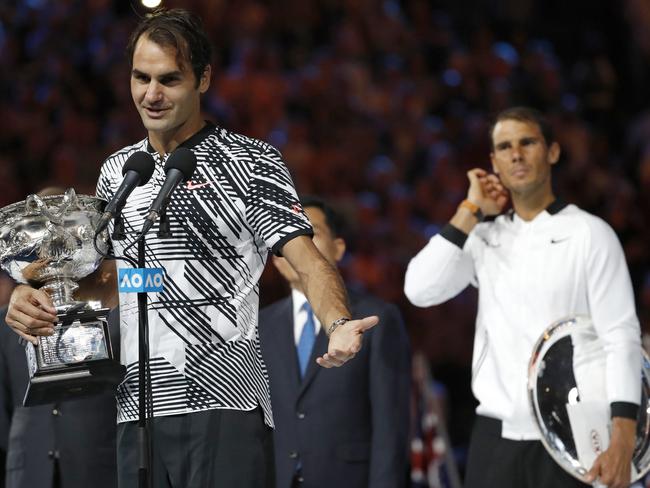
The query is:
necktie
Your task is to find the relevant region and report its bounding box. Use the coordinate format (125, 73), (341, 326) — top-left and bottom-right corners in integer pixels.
(297, 302), (316, 377)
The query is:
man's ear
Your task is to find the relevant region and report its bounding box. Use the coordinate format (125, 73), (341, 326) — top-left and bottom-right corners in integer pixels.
(199, 65), (211, 93)
(333, 238), (346, 263)
(548, 141), (561, 166)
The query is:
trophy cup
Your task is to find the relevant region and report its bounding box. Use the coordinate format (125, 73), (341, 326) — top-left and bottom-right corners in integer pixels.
(528, 315), (650, 485)
(0, 188), (125, 406)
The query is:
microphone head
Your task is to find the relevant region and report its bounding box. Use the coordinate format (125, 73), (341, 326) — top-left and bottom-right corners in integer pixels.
(164, 147), (197, 181)
(122, 151), (156, 186)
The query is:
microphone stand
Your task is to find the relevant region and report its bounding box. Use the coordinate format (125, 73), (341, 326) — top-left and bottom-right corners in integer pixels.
(112, 212), (126, 241)
(115, 196), (177, 488)
(136, 210), (169, 488)
(137, 234), (152, 488)
(93, 211), (152, 488)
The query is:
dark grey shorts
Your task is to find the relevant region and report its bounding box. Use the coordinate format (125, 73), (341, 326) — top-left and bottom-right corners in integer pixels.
(117, 408), (275, 488)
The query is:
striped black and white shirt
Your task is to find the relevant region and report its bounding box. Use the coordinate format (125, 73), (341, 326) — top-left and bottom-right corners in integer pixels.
(96, 122), (312, 425)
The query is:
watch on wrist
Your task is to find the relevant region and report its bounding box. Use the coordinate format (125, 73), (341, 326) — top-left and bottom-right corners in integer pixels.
(327, 317), (351, 336)
(459, 199), (485, 222)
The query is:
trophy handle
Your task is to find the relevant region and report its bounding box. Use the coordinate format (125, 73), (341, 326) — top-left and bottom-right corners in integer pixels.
(25, 188), (78, 225)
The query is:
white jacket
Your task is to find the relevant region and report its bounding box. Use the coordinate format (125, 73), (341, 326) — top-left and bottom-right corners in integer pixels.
(404, 202), (641, 440)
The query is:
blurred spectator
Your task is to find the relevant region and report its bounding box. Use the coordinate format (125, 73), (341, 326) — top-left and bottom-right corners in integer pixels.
(2, 0), (650, 483)
(410, 352), (462, 488)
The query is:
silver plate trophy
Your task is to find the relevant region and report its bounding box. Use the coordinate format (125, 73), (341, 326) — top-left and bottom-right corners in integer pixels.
(528, 315), (650, 485)
(0, 189), (125, 406)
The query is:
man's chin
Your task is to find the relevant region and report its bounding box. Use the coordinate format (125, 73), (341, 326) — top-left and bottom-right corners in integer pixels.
(140, 117), (171, 132)
(508, 181), (540, 196)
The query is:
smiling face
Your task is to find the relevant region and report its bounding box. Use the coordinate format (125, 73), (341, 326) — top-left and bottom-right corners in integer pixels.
(130, 34), (210, 148)
(490, 119), (560, 199)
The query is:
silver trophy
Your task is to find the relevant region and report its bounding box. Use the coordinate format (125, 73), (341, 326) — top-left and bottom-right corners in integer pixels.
(528, 315), (650, 485)
(0, 188), (125, 406)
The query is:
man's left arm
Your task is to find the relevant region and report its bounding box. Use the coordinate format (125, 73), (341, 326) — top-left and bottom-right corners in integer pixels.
(281, 236), (378, 367)
(584, 218), (641, 488)
(367, 302), (411, 488)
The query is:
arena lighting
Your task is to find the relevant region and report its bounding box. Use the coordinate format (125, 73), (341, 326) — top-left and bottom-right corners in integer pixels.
(141, 0), (162, 8)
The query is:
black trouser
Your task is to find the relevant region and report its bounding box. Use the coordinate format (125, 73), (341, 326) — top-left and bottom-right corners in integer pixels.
(464, 416), (589, 488)
(117, 408), (275, 488)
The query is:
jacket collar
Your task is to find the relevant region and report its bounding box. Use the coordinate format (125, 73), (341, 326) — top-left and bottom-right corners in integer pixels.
(507, 197), (568, 220)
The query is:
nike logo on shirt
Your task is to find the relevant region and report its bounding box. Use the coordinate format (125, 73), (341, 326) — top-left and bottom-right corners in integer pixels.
(480, 237), (501, 247)
(186, 181), (212, 190)
(550, 237), (571, 244)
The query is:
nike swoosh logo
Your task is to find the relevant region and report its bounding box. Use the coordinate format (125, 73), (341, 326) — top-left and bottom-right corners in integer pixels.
(550, 237), (571, 244)
(480, 238), (500, 248)
(186, 181), (212, 190)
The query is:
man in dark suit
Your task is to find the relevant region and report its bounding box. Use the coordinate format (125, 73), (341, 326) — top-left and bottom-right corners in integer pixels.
(0, 305), (119, 488)
(259, 196), (411, 488)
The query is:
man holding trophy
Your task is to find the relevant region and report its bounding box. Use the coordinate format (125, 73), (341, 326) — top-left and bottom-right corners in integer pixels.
(0, 187), (120, 488)
(404, 106), (641, 488)
(3, 8), (377, 488)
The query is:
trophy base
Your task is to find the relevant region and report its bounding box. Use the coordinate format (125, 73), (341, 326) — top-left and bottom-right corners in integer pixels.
(23, 359), (126, 406)
(22, 307), (126, 406)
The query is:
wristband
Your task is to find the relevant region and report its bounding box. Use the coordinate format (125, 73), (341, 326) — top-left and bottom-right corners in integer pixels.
(327, 317), (351, 336)
(459, 199), (485, 222)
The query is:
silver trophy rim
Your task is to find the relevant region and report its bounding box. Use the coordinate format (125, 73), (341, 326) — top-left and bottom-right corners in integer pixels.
(528, 314), (650, 484)
(0, 190), (109, 309)
(0, 193), (105, 218)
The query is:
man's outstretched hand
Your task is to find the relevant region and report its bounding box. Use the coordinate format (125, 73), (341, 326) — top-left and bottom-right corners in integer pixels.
(316, 315), (379, 368)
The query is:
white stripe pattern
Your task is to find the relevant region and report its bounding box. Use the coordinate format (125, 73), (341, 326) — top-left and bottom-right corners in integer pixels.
(97, 123), (312, 425)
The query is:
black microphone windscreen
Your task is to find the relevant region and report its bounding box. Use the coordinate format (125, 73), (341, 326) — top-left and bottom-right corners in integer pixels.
(122, 151), (155, 186)
(163, 148), (197, 181)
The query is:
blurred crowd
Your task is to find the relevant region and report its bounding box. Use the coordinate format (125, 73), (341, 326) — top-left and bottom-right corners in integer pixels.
(2, 0), (650, 476)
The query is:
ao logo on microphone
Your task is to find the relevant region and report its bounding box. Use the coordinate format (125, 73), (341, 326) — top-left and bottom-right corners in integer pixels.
(118, 268), (165, 293)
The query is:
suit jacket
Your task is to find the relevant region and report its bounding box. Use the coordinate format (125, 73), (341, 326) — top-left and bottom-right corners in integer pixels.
(259, 290), (411, 488)
(0, 307), (119, 488)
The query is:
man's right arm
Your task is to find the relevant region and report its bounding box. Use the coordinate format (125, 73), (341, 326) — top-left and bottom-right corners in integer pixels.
(404, 168), (508, 307)
(5, 260), (117, 344)
(403, 223), (476, 307)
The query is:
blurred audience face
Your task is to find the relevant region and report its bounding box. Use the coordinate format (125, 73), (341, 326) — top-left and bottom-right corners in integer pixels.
(130, 34), (210, 141)
(490, 119), (560, 198)
(273, 206), (346, 289)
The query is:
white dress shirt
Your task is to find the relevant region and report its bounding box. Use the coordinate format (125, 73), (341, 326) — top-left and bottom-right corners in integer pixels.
(291, 289), (322, 345)
(404, 202), (641, 440)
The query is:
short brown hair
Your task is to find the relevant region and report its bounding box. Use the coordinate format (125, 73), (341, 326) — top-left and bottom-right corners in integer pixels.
(126, 8), (212, 87)
(489, 106), (554, 148)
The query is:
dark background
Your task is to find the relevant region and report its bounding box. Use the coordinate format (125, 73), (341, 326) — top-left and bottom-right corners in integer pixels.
(2, 0), (650, 467)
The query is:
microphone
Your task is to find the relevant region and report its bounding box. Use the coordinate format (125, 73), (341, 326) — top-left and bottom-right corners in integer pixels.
(140, 147), (196, 235)
(95, 151), (156, 236)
